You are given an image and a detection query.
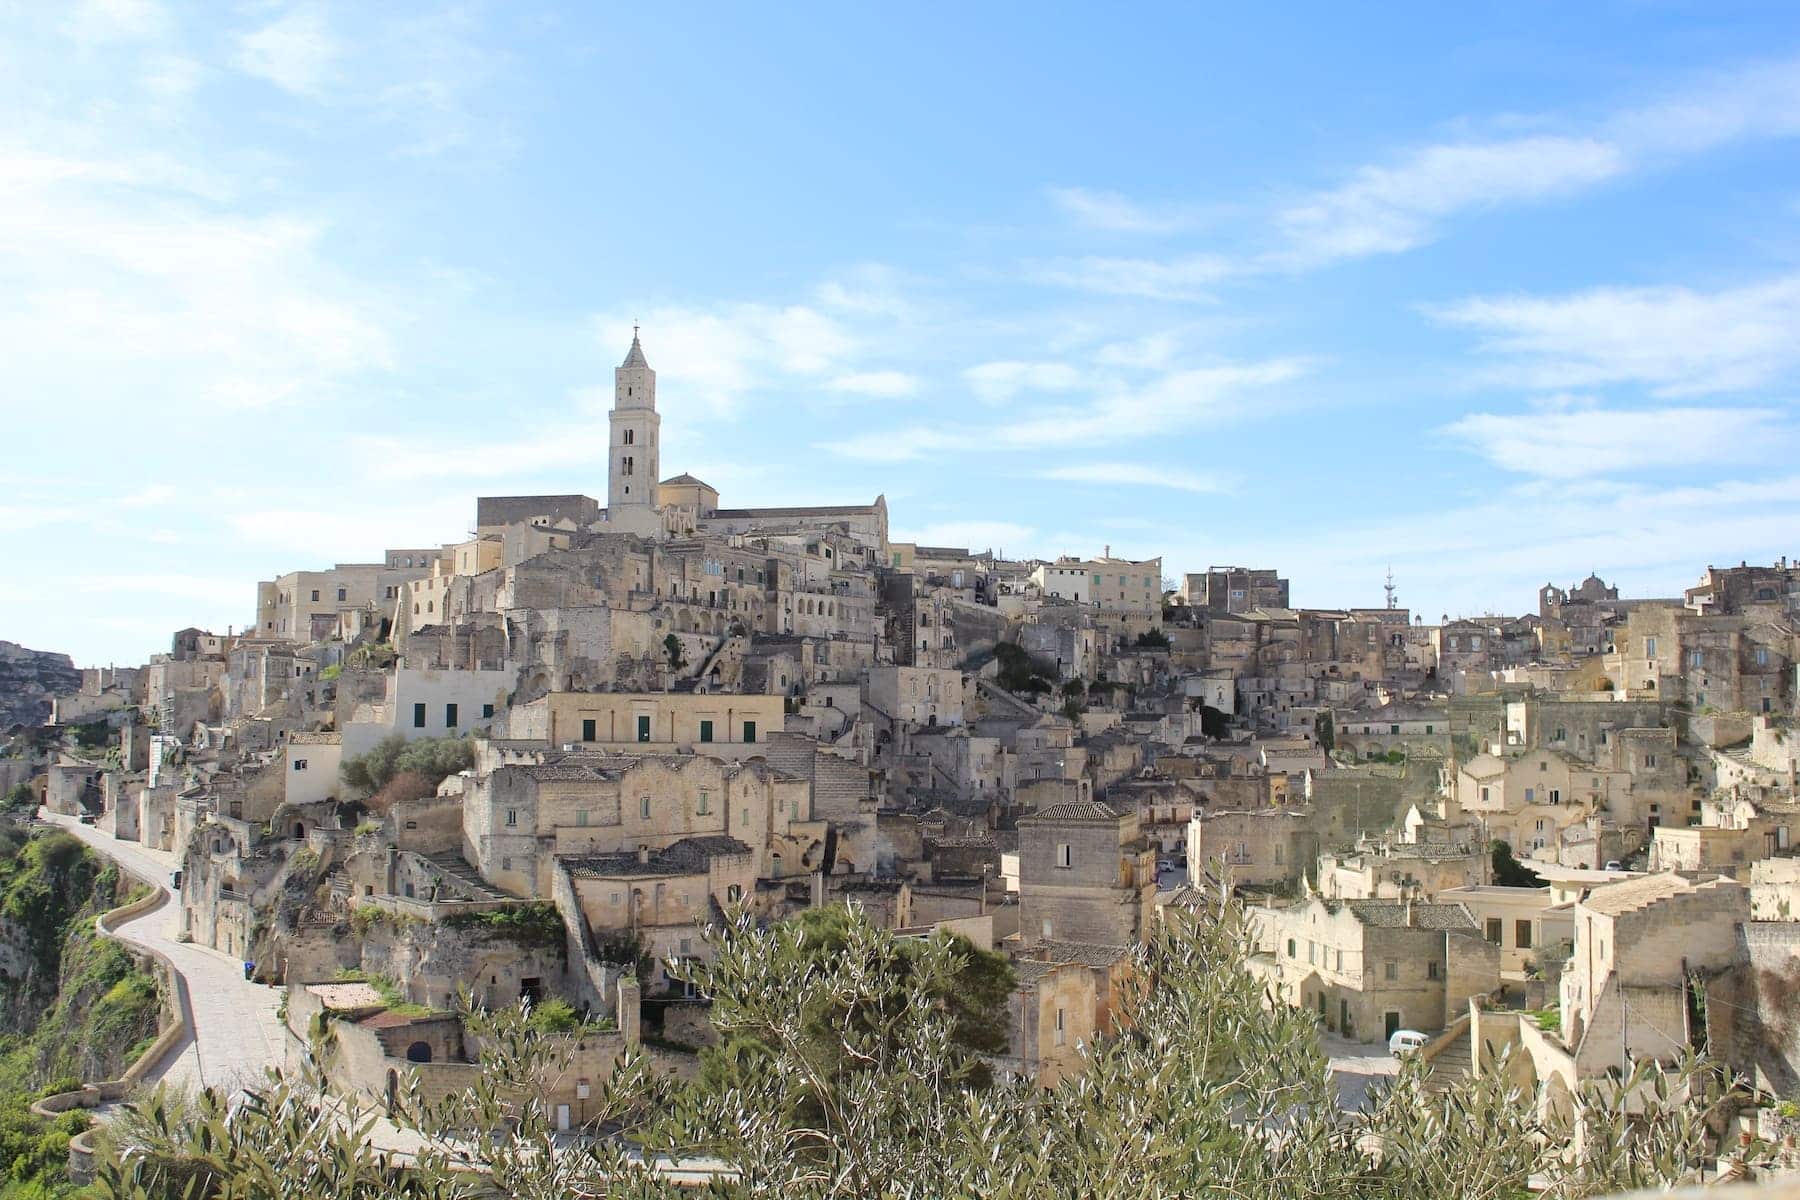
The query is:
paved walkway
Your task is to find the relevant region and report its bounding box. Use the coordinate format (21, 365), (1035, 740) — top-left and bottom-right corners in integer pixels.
(1321, 1031), (1400, 1111)
(42, 813), (285, 1097)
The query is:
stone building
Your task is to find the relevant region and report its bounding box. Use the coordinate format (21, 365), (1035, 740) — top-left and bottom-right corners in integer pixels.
(1247, 896), (1500, 1043)
(1180, 567), (1289, 614)
(1016, 800), (1156, 947)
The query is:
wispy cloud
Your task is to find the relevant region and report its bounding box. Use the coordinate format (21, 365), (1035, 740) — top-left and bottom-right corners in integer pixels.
(1275, 137), (1627, 265)
(1440, 406), (1789, 478)
(1429, 274), (1800, 396)
(595, 305), (858, 418)
(964, 360), (1087, 404)
(829, 370), (918, 398)
(1029, 253), (1235, 301)
(1038, 463), (1230, 493)
(824, 359), (1302, 459)
(893, 520), (1038, 553)
(234, 4), (339, 97)
(1047, 186), (1194, 234)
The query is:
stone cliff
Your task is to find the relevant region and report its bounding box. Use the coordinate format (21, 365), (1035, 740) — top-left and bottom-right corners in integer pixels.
(0, 641), (81, 731)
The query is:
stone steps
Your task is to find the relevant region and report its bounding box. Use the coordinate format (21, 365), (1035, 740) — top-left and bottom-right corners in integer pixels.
(424, 852), (509, 902)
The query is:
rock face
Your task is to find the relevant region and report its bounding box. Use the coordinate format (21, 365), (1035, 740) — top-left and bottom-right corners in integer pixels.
(0, 641), (81, 730)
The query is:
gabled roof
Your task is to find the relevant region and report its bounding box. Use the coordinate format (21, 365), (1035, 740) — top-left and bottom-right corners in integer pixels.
(1019, 800), (1123, 824)
(660, 473), (716, 490)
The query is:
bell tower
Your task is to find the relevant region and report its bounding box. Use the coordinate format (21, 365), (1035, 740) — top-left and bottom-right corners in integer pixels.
(608, 327), (661, 514)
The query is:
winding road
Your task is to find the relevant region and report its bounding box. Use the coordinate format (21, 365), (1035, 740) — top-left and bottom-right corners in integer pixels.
(42, 813), (286, 1096)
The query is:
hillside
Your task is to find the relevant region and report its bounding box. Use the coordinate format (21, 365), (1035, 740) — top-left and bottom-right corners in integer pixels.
(0, 828), (162, 1198)
(0, 643), (80, 732)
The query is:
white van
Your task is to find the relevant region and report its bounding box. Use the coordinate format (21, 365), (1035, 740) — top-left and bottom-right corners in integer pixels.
(1388, 1029), (1429, 1058)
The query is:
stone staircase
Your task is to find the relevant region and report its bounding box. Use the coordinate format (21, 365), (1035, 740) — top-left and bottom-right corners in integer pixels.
(1422, 1030), (1473, 1093)
(424, 851), (510, 902)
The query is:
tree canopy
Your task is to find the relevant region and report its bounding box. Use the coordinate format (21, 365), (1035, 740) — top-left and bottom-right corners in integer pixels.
(94, 905), (1753, 1200)
(339, 735), (474, 799)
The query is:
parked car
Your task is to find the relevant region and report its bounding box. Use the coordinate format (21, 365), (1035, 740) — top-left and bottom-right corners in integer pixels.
(171, 869), (183, 890)
(77, 812), (97, 825)
(1604, 859), (1624, 871)
(1388, 1029), (1429, 1058)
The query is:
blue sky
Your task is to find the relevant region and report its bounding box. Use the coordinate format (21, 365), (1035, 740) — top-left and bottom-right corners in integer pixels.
(5, 2), (1800, 666)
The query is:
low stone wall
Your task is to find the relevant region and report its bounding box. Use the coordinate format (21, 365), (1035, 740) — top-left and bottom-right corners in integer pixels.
(29, 850), (194, 1184)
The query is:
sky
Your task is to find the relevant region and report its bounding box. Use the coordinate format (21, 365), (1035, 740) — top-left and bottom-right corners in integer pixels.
(5, 1), (1800, 666)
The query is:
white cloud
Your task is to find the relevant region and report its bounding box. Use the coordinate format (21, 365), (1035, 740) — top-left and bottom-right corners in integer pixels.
(596, 304), (857, 418)
(1429, 275), (1800, 396)
(65, 0), (170, 44)
(829, 370), (918, 398)
(1046, 186), (1192, 234)
(963, 360), (1087, 404)
(1441, 406), (1788, 478)
(1038, 463), (1229, 493)
(826, 359), (1301, 459)
(816, 427), (962, 462)
(1277, 136), (1626, 265)
(893, 521), (1037, 553)
(234, 5), (339, 97)
(1030, 254), (1235, 301)
(1611, 55), (1800, 157)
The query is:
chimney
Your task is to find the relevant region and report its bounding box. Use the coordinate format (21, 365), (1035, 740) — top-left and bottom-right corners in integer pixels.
(1404, 898), (1415, 926)
(1104, 544), (1111, 560)
(637, 845), (650, 865)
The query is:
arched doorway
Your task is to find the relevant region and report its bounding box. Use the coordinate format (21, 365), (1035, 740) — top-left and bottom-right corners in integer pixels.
(405, 1041), (433, 1064)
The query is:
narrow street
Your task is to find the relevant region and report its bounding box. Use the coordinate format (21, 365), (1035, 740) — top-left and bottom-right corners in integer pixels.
(42, 813), (286, 1096)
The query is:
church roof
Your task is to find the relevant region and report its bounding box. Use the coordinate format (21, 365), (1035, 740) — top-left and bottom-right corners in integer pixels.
(661, 473), (716, 490)
(621, 333), (649, 369)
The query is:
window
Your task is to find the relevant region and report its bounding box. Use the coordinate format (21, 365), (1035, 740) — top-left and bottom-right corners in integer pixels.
(1425, 725), (1434, 734)
(1307, 941), (1315, 965)
(337, 587), (347, 602)
(505, 809), (517, 827)
(697, 790), (710, 815)
(639, 796), (651, 819)
(1384, 961), (1398, 981)
(582, 719), (596, 742)
(1480, 786), (1491, 804)
(1056, 843), (1073, 869)
(445, 703), (458, 728)
(1286, 938), (1297, 958)
(624, 429), (634, 445)
(1391, 724), (1400, 735)
(699, 719), (714, 743)
(1427, 961), (1442, 980)
(1535, 818), (1546, 832)
(413, 703), (427, 729)
(293, 758), (308, 771)
(1645, 753), (1656, 768)
(741, 806), (749, 827)
(576, 809), (589, 827)
(1054, 1007), (1067, 1046)
(1690, 649), (1704, 668)
(637, 715), (652, 743)
(1757, 647), (1770, 666)
(1549, 789), (1561, 804)
(1516, 921), (1533, 949)
(742, 720), (757, 743)
(1486, 918), (1502, 944)
(311, 589), (320, 602)
(1644, 636), (1657, 658)
(501, 856), (511, 872)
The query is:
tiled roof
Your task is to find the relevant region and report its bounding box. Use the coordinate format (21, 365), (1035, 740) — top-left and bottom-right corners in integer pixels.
(1019, 800), (1121, 824)
(1344, 900), (1478, 930)
(1036, 940), (1131, 967)
(563, 835), (752, 879)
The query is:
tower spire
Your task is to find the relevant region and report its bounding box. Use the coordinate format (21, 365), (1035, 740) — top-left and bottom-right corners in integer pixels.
(1384, 566), (1397, 611)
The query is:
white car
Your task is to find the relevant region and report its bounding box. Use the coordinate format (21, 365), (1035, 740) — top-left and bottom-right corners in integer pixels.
(1388, 1029), (1429, 1058)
